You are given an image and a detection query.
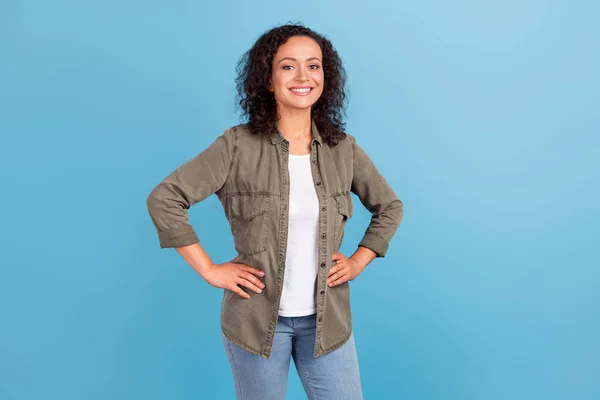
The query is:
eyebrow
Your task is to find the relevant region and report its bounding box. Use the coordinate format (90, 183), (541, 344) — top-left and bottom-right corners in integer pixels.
(277, 57), (322, 64)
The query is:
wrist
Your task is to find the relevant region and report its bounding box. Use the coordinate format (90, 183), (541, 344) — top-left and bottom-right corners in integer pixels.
(198, 262), (218, 279)
(349, 256), (365, 271)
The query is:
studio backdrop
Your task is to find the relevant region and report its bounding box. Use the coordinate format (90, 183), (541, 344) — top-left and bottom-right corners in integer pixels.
(1, 1), (598, 399)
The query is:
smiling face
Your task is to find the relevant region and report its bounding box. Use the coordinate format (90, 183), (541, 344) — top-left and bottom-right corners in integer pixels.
(269, 35), (324, 115)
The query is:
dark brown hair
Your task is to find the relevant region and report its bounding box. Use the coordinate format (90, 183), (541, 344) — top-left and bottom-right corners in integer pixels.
(235, 22), (348, 146)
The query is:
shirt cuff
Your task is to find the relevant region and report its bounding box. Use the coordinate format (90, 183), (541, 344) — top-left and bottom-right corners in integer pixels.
(157, 225), (199, 248)
(358, 232), (390, 258)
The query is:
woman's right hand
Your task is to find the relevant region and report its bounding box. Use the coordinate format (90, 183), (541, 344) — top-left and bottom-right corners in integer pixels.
(203, 257), (266, 299)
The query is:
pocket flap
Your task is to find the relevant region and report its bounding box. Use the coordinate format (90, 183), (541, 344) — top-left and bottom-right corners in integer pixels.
(230, 195), (271, 220)
(334, 193), (353, 218)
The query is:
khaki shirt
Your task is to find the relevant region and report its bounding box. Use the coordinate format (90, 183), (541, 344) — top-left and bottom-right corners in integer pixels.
(146, 120), (403, 359)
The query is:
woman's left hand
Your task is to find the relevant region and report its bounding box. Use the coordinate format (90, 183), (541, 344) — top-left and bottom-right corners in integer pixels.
(328, 252), (364, 287)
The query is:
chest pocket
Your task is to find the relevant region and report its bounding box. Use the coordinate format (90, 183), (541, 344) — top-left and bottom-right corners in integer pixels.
(333, 193), (353, 249)
(229, 194), (270, 255)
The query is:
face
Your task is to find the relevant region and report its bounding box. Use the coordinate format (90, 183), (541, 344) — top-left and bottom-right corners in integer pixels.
(269, 36), (324, 113)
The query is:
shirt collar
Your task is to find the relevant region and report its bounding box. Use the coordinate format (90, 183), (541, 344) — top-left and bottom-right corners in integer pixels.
(270, 119), (323, 146)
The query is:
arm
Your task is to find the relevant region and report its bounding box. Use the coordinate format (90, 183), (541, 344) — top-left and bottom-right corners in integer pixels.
(146, 128), (266, 298)
(146, 128), (235, 248)
(349, 135), (403, 262)
(327, 136), (403, 286)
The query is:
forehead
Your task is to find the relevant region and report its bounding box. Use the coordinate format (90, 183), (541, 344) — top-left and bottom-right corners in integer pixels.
(274, 36), (322, 60)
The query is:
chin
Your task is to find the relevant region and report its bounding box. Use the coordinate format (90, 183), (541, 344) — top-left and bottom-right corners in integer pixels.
(276, 96), (319, 112)
(291, 98), (318, 108)
(294, 102), (315, 109)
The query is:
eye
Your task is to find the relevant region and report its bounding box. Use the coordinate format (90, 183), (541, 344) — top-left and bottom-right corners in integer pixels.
(282, 65), (294, 70)
(309, 64), (320, 70)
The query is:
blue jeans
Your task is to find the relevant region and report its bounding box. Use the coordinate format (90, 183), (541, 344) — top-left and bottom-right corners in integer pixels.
(221, 313), (364, 400)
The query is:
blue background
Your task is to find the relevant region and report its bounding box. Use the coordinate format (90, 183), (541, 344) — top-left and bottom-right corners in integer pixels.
(1, 1), (598, 399)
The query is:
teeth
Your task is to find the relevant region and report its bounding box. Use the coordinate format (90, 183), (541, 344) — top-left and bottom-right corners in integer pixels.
(291, 88), (312, 93)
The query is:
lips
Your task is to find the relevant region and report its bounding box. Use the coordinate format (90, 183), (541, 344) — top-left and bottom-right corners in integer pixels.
(289, 87), (314, 96)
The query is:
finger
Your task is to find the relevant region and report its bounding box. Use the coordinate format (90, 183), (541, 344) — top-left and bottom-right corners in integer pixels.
(237, 278), (264, 294)
(230, 284), (250, 299)
(328, 264), (339, 277)
(328, 263), (346, 278)
(332, 252), (344, 261)
(329, 274), (349, 287)
(239, 265), (265, 277)
(328, 269), (345, 285)
(239, 271), (266, 289)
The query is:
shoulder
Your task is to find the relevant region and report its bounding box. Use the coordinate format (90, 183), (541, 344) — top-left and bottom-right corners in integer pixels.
(224, 123), (268, 144)
(342, 132), (357, 147)
(327, 131), (357, 155)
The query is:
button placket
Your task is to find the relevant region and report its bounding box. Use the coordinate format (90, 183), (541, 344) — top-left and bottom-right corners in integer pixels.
(267, 141), (291, 355)
(310, 144), (328, 352)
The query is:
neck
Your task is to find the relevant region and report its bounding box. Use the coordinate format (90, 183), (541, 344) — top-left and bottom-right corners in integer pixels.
(276, 105), (312, 141)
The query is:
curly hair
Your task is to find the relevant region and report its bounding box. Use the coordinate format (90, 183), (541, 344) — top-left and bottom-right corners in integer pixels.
(235, 22), (348, 146)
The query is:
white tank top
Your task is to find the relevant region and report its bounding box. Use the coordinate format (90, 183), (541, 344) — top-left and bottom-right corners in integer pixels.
(278, 153), (319, 317)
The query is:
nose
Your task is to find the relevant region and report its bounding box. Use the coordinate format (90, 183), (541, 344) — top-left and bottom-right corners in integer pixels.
(296, 69), (309, 82)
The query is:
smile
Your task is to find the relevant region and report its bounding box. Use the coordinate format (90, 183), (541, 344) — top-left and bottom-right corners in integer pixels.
(289, 87), (313, 96)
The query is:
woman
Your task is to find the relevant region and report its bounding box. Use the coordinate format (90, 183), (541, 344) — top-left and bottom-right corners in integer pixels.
(146, 23), (403, 400)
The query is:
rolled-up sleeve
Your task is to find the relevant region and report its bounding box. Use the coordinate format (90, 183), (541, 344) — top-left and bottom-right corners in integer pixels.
(146, 128), (236, 248)
(349, 135), (403, 257)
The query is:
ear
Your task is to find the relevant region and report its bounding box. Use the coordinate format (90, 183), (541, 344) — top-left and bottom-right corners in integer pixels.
(267, 80), (273, 92)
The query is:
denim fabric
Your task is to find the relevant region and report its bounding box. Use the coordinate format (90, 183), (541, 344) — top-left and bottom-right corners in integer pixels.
(147, 120), (403, 358)
(222, 313), (363, 400)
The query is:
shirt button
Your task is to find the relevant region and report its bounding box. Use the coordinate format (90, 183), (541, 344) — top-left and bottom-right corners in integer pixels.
(316, 181), (321, 186)
(321, 206), (327, 211)
(321, 234), (326, 239)
(320, 263), (326, 268)
(283, 179), (287, 185)
(311, 159), (316, 164)
(318, 317), (323, 322)
(282, 204), (287, 210)
(320, 290), (325, 295)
